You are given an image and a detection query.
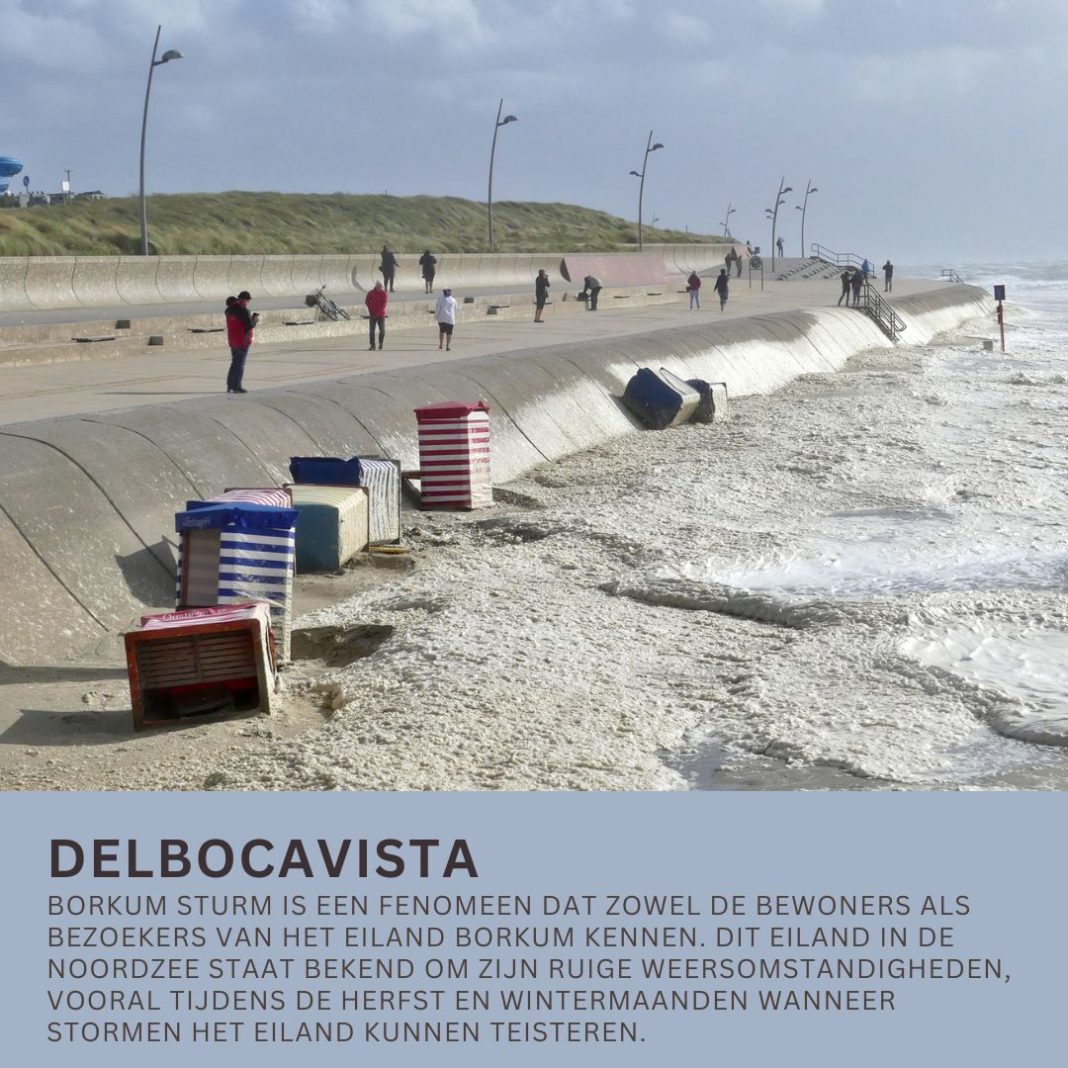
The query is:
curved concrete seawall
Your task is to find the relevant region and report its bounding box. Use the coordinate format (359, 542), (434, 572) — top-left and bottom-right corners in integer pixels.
(0, 285), (990, 665)
(0, 246), (729, 314)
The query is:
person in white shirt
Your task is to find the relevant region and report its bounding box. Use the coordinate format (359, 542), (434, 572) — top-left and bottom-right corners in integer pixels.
(435, 288), (458, 350)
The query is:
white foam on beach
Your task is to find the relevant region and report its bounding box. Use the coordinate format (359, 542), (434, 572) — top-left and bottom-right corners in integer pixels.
(676, 540), (1068, 601)
(188, 263), (1068, 792)
(901, 623), (1068, 746)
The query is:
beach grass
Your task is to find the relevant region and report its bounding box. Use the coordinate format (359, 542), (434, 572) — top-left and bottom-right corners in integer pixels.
(0, 191), (721, 256)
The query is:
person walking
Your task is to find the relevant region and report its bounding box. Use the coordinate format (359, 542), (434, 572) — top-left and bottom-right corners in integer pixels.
(686, 271), (701, 309)
(379, 246), (398, 292)
(882, 260), (894, 292)
(419, 250), (437, 294)
(850, 267), (864, 307)
(365, 281), (388, 349)
(732, 247), (743, 278)
(225, 290), (258, 393)
(582, 274), (603, 311)
(435, 288), (457, 350)
(534, 269), (550, 322)
(713, 268), (729, 311)
(837, 268), (852, 306)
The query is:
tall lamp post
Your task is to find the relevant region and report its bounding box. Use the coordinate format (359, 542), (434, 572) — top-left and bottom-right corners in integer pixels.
(487, 99), (517, 251)
(139, 25), (183, 256)
(721, 202), (736, 238)
(628, 130), (663, 252)
(765, 176), (793, 271)
(795, 179), (818, 258)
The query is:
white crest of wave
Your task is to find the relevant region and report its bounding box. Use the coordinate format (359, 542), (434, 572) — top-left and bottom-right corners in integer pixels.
(673, 542), (1067, 601)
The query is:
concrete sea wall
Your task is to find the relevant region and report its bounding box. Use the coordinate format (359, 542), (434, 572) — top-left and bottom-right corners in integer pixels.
(0, 285), (990, 665)
(0, 246), (726, 314)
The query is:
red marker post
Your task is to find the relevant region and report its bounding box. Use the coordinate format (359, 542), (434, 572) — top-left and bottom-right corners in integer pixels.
(993, 284), (1006, 352)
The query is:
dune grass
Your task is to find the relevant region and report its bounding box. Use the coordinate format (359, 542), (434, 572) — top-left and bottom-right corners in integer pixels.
(0, 191), (722, 256)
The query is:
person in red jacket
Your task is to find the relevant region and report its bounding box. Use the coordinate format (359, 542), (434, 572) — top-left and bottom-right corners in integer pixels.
(224, 290), (258, 393)
(365, 281), (388, 350)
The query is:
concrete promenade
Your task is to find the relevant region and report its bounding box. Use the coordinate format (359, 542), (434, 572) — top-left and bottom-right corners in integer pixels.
(0, 273), (940, 426)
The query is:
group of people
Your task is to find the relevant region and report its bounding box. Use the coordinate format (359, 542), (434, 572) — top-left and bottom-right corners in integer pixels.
(686, 270), (730, 311)
(379, 246), (440, 293)
(363, 280), (458, 351)
(224, 251), (900, 392)
(836, 259), (894, 307)
(722, 247), (744, 278)
(221, 250), (460, 392)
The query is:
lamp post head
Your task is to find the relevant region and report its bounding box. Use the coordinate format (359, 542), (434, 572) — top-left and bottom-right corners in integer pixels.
(810, 186), (819, 193)
(650, 142), (664, 152)
(156, 49), (183, 65)
(629, 170), (642, 177)
(782, 185), (793, 194)
(499, 114), (517, 126)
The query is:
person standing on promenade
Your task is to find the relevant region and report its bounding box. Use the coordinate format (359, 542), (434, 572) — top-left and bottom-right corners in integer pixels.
(733, 248), (743, 277)
(837, 268), (852, 306)
(582, 274), (603, 311)
(380, 246), (398, 292)
(225, 290), (258, 393)
(419, 250), (437, 293)
(851, 267), (864, 307)
(435, 288), (457, 350)
(365, 281), (388, 350)
(776, 235), (785, 259)
(686, 271), (701, 309)
(882, 260), (894, 292)
(714, 268), (729, 311)
(534, 269), (550, 322)
(861, 258), (872, 280)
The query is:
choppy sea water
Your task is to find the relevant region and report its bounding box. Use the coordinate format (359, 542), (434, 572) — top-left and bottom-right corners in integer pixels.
(663, 261), (1068, 788)
(214, 261), (1068, 794)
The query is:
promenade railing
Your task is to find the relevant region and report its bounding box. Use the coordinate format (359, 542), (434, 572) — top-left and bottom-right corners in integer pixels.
(858, 280), (906, 340)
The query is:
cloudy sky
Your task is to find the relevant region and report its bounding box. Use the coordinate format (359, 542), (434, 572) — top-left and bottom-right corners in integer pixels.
(1, 0), (1064, 261)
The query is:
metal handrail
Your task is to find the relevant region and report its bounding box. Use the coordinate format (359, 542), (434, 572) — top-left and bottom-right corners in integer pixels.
(810, 242), (870, 271)
(860, 281), (906, 339)
(940, 268), (964, 284)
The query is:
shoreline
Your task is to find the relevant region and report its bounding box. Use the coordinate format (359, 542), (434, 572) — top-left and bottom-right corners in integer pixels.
(0, 281), (996, 791)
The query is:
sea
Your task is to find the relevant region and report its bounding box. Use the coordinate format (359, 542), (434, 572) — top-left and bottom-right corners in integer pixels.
(680, 260), (1068, 790)
(213, 260), (1068, 793)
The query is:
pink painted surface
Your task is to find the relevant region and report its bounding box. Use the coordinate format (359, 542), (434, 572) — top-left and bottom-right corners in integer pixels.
(559, 253), (682, 286)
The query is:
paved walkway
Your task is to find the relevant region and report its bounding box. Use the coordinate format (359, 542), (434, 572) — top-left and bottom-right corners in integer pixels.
(0, 276), (939, 427)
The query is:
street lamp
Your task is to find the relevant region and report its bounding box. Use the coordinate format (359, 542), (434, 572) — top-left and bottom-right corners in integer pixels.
(795, 179), (819, 258)
(487, 98), (517, 251)
(628, 130), (663, 252)
(721, 202), (736, 238)
(765, 176), (793, 271)
(139, 24), (183, 256)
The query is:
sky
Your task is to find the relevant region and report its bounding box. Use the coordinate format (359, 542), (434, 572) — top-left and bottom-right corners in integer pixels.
(1, 0), (1066, 262)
